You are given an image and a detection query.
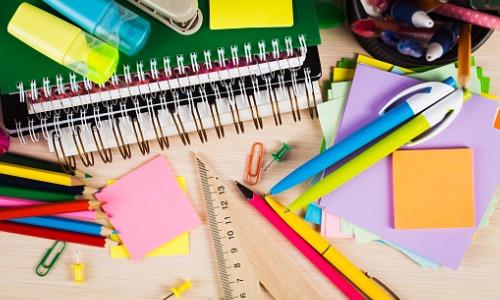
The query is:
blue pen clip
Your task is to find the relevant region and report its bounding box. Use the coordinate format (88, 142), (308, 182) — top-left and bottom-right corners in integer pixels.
(36, 241), (66, 277)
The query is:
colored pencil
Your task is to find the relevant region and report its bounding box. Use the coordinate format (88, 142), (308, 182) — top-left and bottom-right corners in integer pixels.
(0, 152), (92, 178)
(0, 174), (98, 195)
(10, 216), (115, 236)
(458, 23), (472, 88)
(0, 184), (85, 202)
(0, 200), (104, 221)
(0, 196), (107, 220)
(0, 221), (117, 248)
(0, 161), (86, 186)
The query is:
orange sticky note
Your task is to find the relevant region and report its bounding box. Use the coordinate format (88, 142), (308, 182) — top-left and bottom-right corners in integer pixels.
(393, 148), (474, 229)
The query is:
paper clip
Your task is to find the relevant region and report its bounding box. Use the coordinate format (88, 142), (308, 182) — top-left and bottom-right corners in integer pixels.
(36, 241), (66, 277)
(245, 142), (264, 186)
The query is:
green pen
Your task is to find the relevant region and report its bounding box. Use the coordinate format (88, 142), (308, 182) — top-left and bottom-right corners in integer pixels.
(287, 88), (469, 212)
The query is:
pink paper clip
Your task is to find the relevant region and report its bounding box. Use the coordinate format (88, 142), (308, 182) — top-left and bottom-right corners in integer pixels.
(245, 142), (264, 186)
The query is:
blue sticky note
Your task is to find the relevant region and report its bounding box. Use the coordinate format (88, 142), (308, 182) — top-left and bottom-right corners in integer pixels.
(304, 202), (323, 225)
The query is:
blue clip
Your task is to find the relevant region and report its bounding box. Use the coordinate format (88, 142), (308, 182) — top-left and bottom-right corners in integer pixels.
(36, 241), (66, 277)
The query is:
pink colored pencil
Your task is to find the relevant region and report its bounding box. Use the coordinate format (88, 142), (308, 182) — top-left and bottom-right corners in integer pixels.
(0, 196), (106, 220)
(433, 3), (500, 30)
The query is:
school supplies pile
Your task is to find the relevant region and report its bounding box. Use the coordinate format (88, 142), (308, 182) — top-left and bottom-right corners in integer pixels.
(0, 0), (323, 168)
(286, 54), (499, 270)
(0, 153), (116, 248)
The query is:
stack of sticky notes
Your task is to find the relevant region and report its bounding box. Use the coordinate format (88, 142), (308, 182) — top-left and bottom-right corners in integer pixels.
(307, 55), (500, 270)
(210, 0), (294, 30)
(96, 155), (201, 260)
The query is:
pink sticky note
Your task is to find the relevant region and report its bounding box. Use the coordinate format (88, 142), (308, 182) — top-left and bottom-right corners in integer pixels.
(96, 156), (201, 260)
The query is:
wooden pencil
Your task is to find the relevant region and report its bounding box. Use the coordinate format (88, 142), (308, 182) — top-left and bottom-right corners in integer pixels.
(0, 196), (106, 220)
(0, 221), (117, 248)
(0, 174), (98, 195)
(458, 23), (472, 88)
(10, 216), (115, 236)
(0, 161), (86, 186)
(0, 152), (92, 178)
(0, 200), (104, 221)
(0, 184), (85, 202)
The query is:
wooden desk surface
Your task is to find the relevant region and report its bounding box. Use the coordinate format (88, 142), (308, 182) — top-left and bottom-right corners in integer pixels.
(1, 25), (499, 300)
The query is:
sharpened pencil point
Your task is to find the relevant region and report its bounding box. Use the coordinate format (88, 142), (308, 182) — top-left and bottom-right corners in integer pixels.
(284, 208), (290, 213)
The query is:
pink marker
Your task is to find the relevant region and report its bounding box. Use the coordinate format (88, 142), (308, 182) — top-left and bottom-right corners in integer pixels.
(0, 128), (9, 156)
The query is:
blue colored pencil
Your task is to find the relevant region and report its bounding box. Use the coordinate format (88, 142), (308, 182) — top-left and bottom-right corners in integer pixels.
(10, 216), (115, 236)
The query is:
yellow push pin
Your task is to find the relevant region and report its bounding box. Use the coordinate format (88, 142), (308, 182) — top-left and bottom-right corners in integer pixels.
(71, 250), (85, 284)
(163, 280), (192, 299)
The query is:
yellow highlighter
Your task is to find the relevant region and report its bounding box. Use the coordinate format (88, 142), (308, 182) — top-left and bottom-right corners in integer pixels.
(7, 3), (118, 84)
(265, 195), (396, 300)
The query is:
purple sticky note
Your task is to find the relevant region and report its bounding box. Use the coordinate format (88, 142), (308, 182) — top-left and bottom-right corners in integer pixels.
(322, 64), (500, 270)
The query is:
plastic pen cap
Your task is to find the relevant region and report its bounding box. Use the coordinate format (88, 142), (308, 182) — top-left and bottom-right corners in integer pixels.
(44, 0), (151, 56)
(8, 3), (118, 84)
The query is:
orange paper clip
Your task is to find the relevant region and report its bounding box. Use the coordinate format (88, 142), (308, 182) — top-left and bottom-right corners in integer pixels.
(245, 142), (264, 186)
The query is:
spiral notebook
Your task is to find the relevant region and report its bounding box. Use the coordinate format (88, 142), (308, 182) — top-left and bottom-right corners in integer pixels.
(0, 0), (322, 165)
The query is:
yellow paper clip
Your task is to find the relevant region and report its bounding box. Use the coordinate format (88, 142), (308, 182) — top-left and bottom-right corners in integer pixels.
(245, 142), (264, 186)
(36, 241), (66, 277)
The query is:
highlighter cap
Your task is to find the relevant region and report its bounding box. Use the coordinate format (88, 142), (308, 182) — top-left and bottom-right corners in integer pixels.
(44, 0), (151, 56)
(8, 3), (119, 84)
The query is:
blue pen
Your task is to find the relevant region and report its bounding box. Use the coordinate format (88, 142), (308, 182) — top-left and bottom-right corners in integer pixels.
(11, 216), (116, 236)
(269, 78), (457, 195)
(381, 30), (424, 58)
(426, 23), (460, 62)
(43, 0), (151, 56)
(385, 0), (434, 28)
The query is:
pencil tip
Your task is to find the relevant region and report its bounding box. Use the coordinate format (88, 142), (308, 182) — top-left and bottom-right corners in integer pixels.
(284, 208), (290, 214)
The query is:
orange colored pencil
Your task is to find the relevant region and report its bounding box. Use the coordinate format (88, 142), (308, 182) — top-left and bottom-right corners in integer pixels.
(0, 200), (104, 221)
(458, 23), (472, 88)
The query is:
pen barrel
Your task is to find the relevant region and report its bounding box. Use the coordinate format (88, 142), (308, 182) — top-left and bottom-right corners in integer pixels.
(248, 195), (364, 299)
(265, 195), (393, 300)
(289, 116), (430, 211)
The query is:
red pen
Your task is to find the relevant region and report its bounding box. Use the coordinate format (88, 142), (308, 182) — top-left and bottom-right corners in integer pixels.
(351, 18), (436, 41)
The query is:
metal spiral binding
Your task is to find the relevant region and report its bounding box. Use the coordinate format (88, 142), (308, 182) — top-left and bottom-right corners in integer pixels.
(16, 35), (320, 167)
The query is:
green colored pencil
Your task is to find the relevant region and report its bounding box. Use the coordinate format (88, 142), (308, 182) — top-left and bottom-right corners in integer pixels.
(0, 184), (85, 202)
(0, 152), (92, 178)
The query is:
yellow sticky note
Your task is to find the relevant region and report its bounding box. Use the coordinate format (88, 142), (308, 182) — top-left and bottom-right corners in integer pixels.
(109, 177), (190, 258)
(210, 0), (294, 30)
(356, 55), (414, 74)
(333, 68), (355, 82)
(110, 232), (189, 258)
(393, 149), (475, 229)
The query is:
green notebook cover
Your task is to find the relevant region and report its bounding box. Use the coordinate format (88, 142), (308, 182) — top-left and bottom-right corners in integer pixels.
(0, 0), (321, 95)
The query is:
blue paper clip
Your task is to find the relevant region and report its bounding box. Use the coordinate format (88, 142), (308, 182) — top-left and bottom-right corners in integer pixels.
(36, 241), (66, 277)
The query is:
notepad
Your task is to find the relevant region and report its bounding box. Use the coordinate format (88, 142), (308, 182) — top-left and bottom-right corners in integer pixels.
(210, 0), (294, 30)
(96, 156), (201, 260)
(393, 148), (475, 229)
(322, 64), (500, 270)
